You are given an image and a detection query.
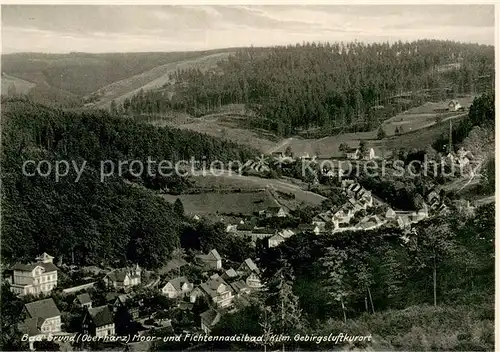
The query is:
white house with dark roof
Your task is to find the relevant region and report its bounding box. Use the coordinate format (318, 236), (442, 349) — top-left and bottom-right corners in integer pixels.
(103, 264), (141, 290)
(237, 259), (263, 290)
(74, 292), (93, 309)
(265, 205), (288, 218)
(268, 229), (294, 247)
(82, 305), (115, 337)
(190, 276), (234, 308)
(161, 276), (193, 298)
(10, 253), (58, 296)
(196, 249), (222, 270)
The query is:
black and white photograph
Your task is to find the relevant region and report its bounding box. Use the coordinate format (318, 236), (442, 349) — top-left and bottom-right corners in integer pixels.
(0, 3), (496, 351)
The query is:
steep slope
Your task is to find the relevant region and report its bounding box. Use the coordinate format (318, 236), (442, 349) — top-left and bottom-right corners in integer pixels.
(87, 51), (233, 109)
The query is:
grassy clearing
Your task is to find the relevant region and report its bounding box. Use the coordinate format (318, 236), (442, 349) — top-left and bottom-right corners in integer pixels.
(1, 73), (36, 94)
(161, 190), (278, 216)
(380, 96), (476, 135)
(91, 52), (233, 108)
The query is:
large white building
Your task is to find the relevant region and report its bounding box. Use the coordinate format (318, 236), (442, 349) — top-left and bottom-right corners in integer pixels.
(10, 253), (58, 296)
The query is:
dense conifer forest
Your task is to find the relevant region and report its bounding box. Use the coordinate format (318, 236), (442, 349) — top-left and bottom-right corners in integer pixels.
(1, 98), (257, 268)
(122, 40), (494, 135)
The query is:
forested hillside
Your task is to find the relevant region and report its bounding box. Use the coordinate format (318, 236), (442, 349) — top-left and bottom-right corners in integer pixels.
(123, 40), (494, 136)
(1, 97), (257, 268)
(1, 49), (236, 107)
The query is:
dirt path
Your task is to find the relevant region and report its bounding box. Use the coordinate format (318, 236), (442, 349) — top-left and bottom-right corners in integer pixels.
(267, 137), (294, 154)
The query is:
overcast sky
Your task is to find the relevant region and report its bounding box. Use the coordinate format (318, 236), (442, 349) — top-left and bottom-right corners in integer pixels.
(1, 5), (495, 53)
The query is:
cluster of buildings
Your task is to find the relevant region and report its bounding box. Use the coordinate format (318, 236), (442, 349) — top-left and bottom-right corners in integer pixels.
(6, 248), (264, 349)
(308, 180), (444, 236)
(445, 147), (475, 169)
(344, 147), (377, 161)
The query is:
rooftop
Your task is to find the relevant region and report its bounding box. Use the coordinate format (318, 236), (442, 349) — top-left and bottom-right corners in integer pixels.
(87, 305), (114, 327)
(24, 298), (60, 320)
(75, 293), (92, 305)
(165, 276), (191, 291)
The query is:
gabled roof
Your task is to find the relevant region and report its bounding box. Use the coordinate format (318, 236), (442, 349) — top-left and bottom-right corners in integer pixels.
(165, 276), (191, 291)
(36, 253), (54, 262)
(75, 293), (92, 305)
(279, 229), (295, 238)
(359, 221), (378, 230)
(236, 223), (254, 231)
(240, 258), (260, 274)
(223, 268), (239, 279)
(11, 261), (58, 273)
(24, 298), (60, 320)
(105, 292), (120, 302)
(21, 317), (45, 336)
(199, 276), (234, 298)
(116, 294), (131, 304)
(313, 213), (330, 223)
(87, 305), (114, 327)
(105, 267), (140, 282)
(209, 249), (221, 261)
(200, 309), (221, 326)
(252, 227), (275, 235)
(230, 280), (250, 293)
(269, 234), (285, 242)
(179, 301), (194, 311)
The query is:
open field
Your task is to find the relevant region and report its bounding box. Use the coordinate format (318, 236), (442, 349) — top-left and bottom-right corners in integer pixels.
(1, 73), (36, 94)
(162, 190), (279, 216)
(155, 106), (279, 152)
(161, 170), (326, 216)
(187, 172), (326, 205)
(151, 97), (473, 158)
(266, 98), (473, 158)
(380, 96), (476, 136)
(266, 115), (465, 159)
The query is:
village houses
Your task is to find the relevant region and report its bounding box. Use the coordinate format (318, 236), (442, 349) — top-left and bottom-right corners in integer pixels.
(161, 276), (194, 299)
(237, 258), (263, 290)
(103, 264), (142, 290)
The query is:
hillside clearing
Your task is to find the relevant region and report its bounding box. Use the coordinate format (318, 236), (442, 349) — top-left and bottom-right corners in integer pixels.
(161, 190), (279, 216)
(89, 52), (233, 108)
(1, 73), (36, 94)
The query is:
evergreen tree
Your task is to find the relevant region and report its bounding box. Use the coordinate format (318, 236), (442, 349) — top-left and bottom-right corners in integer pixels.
(265, 258), (303, 350)
(320, 247), (350, 323)
(174, 198), (185, 217)
(377, 126), (387, 139)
